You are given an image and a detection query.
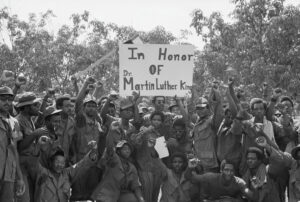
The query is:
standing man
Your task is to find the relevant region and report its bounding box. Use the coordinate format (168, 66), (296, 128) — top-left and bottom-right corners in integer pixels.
(192, 88), (223, 172)
(55, 96), (75, 165)
(71, 77), (103, 201)
(16, 92), (47, 202)
(0, 86), (25, 201)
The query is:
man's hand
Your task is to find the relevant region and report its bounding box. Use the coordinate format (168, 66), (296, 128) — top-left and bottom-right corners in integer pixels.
(15, 73), (27, 87)
(32, 128), (49, 137)
(250, 176), (262, 189)
(271, 88), (282, 102)
(71, 75), (77, 83)
(16, 179), (26, 196)
(132, 91), (140, 103)
(38, 136), (51, 145)
(140, 125), (154, 132)
(188, 158), (200, 168)
(96, 81), (103, 88)
(88, 140), (97, 150)
(85, 76), (96, 85)
(174, 95), (183, 105)
(210, 87), (221, 103)
(1, 70), (15, 82)
(255, 136), (267, 148)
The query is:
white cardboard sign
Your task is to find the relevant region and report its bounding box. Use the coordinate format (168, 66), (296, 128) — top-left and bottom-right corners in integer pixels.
(119, 44), (194, 97)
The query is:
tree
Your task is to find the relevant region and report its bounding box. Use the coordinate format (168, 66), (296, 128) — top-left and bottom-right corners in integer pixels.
(0, 8), (177, 95)
(191, 0), (300, 97)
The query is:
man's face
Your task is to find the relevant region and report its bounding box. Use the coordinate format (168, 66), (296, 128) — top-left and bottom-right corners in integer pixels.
(252, 103), (265, 120)
(221, 163), (235, 181)
(62, 100), (72, 116)
(69, 102), (75, 117)
(151, 115), (162, 128)
(172, 157), (184, 173)
(84, 102), (97, 117)
(196, 106), (209, 118)
(281, 100), (293, 116)
(108, 106), (116, 116)
(171, 106), (180, 115)
(173, 125), (185, 140)
(49, 115), (61, 132)
(119, 144), (131, 159)
(29, 102), (40, 116)
(224, 111), (233, 126)
(120, 107), (133, 120)
(52, 155), (65, 174)
(0, 95), (13, 113)
(154, 97), (165, 112)
(247, 152), (260, 169)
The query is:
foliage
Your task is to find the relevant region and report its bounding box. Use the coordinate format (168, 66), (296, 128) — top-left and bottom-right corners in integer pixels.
(0, 7), (177, 96)
(191, 0), (300, 98)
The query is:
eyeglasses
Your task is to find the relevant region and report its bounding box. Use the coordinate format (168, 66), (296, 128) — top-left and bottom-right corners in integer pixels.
(274, 113), (282, 117)
(0, 96), (13, 102)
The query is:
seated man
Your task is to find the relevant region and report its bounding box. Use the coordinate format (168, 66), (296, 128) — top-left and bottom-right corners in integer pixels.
(186, 159), (255, 202)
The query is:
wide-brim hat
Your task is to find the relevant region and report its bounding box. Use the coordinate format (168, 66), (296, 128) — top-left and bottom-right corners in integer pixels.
(44, 106), (62, 118)
(291, 144), (300, 160)
(116, 140), (132, 150)
(120, 98), (134, 110)
(0, 86), (13, 96)
(195, 97), (208, 108)
(16, 92), (41, 107)
(168, 101), (178, 111)
(138, 106), (148, 114)
(83, 97), (97, 105)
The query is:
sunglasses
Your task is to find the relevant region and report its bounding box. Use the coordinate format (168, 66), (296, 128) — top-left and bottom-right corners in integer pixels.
(0, 96), (14, 102)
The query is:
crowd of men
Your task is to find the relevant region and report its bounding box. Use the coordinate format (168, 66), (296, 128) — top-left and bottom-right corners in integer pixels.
(1, 71), (300, 202)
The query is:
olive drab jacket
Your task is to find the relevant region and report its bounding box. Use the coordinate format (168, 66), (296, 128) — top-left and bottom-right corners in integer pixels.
(34, 152), (96, 202)
(0, 114), (22, 182)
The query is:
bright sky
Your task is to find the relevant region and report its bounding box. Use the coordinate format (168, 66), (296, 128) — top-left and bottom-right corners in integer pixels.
(0, 0), (299, 49)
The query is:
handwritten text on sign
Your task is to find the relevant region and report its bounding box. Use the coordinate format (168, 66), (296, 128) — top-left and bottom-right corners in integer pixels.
(119, 44), (194, 96)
